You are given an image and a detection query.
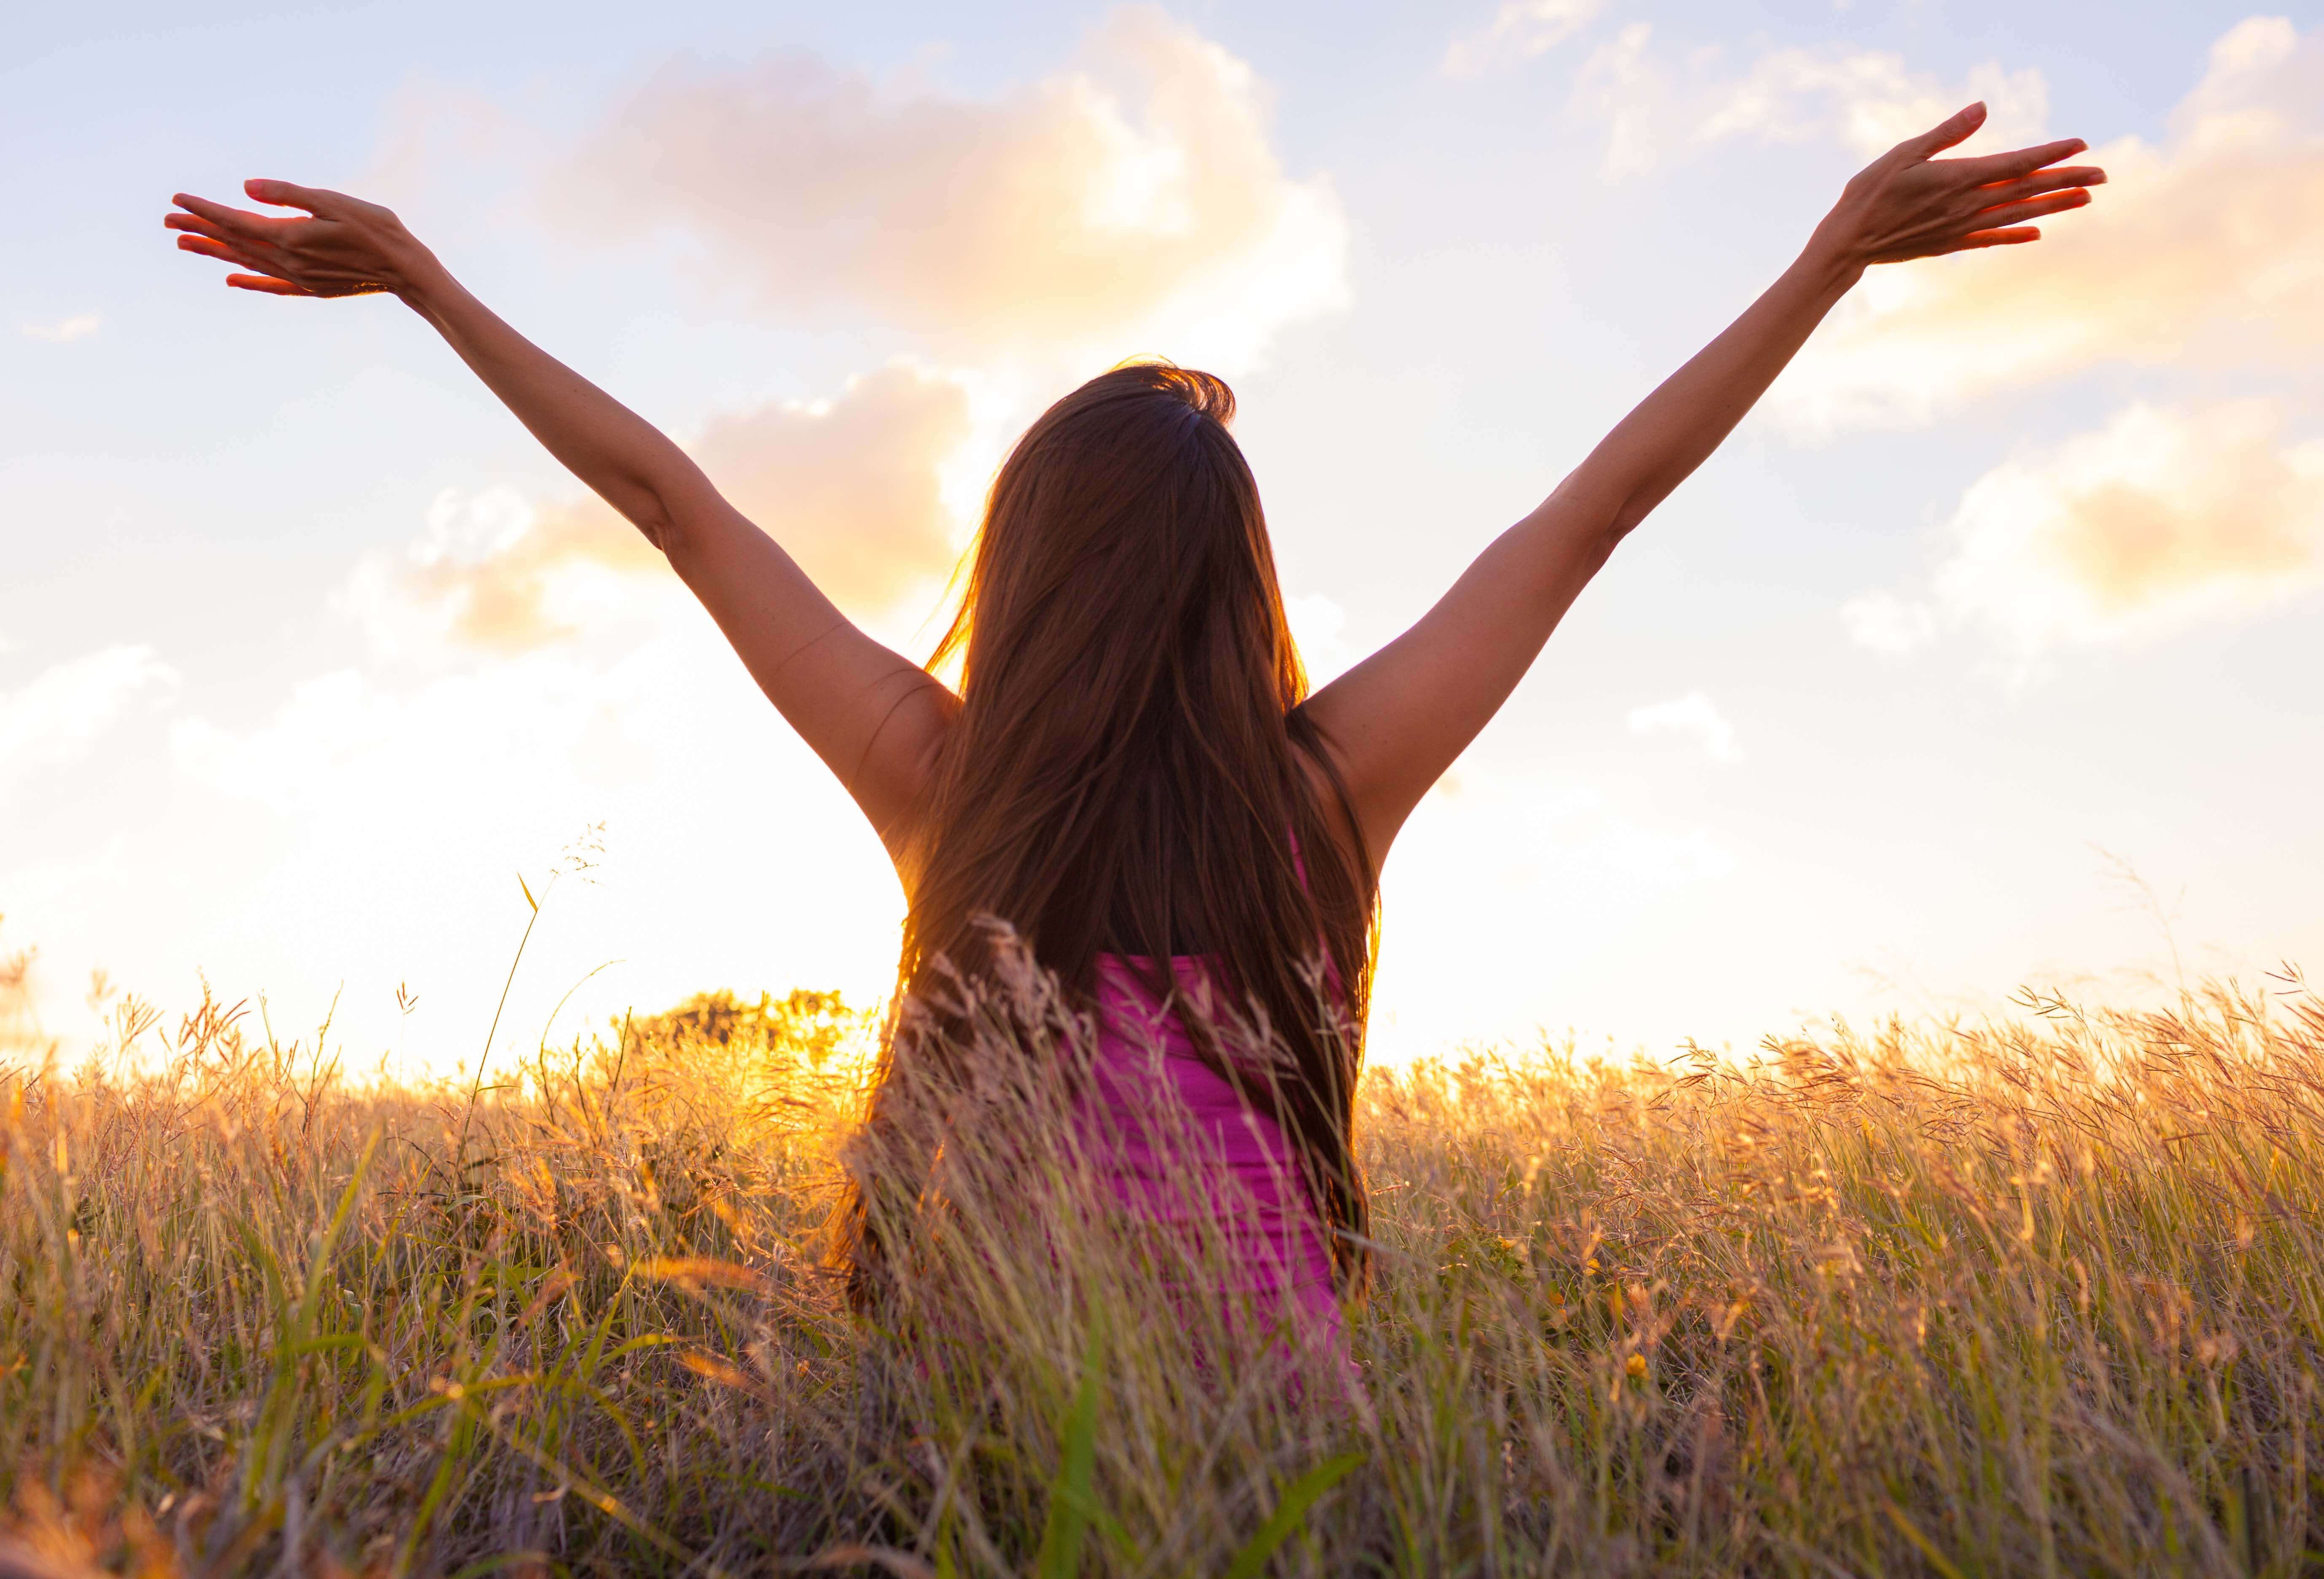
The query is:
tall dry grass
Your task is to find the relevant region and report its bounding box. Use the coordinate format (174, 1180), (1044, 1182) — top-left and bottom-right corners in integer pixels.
(4, 939), (2324, 1576)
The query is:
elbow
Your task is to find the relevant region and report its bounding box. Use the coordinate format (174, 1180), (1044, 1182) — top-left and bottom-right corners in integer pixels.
(627, 470), (730, 561)
(1535, 472), (1645, 555)
(1605, 483), (1668, 547)
(625, 496), (685, 559)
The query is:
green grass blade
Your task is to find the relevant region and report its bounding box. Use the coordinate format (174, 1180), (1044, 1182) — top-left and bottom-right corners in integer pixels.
(1221, 1449), (1367, 1579)
(1034, 1324), (1105, 1579)
(1884, 1501), (1970, 1579)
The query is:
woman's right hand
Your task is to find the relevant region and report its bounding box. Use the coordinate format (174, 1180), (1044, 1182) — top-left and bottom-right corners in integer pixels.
(1808, 102), (2104, 272)
(166, 180), (442, 299)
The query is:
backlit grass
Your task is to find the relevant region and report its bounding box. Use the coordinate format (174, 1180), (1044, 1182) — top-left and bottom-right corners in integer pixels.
(5, 945), (2324, 1576)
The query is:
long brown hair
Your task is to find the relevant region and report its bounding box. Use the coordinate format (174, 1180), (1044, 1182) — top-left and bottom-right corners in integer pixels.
(838, 361), (1377, 1296)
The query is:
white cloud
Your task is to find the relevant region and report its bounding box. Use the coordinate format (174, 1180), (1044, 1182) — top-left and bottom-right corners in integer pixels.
(20, 314), (100, 344)
(1442, 0), (1604, 78)
(1926, 400), (2324, 652)
(0, 646), (178, 803)
(1571, 24), (2045, 181)
(1569, 24), (1663, 181)
(546, 8), (1349, 371)
(1693, 49), (2045, 161)
(1779, 17), (2324, 429)
(1839, 591), (1937, 655)
(1627, 691), (1743, 761)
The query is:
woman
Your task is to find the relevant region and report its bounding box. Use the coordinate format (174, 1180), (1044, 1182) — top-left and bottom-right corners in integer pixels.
(167, 101), (2101, 1344)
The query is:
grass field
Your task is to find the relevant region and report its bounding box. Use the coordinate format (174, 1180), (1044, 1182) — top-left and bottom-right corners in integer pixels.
(5, 948), (2324, 1577)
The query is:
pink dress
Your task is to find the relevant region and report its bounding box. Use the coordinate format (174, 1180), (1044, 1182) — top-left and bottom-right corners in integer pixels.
(1077, 953), (1345, 1357)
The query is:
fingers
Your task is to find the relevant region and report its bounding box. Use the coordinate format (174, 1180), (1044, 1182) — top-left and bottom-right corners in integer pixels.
(1957, 226), (2040, 250)
(1953, 137), (2091, 184)
(1905, 101), (1988, 158)
(1971, 187), (2093, 229)
(162, 211), (244, 245)
(166, 186), (370, 297)
(1979, 165), (2107, 205)
(226, 272), (313, 296)
(246, 178), (330, 214)
(175, 232), (257, 266)
(173, 230), (319, 294)
(174, 232), (277, 274)
(170, 192), (275, 236)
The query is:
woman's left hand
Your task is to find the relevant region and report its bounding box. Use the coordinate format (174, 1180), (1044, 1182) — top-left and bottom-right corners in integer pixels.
(166, 180), (439, 299)
(1811, 101), (2104, 272)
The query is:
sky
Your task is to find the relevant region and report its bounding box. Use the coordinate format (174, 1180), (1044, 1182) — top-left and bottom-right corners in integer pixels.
(5, 0), (2321, 1076)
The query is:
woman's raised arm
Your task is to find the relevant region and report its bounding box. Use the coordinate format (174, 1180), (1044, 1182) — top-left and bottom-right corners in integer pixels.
(166, 181), (953, 855)
(1299, 103), (2103, 871)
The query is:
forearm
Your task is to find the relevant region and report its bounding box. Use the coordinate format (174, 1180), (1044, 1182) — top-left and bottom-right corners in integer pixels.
(396, 256), (711, 549)
(1567, 237), (1861, 545)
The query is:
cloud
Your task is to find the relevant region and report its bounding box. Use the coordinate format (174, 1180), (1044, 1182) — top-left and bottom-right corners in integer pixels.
(546, 7), (1349, 368)
(359, 490), (664, 655)
(1690, 49), (2045, 161)
(20, 314), (101, 343)
(1919, 401), (2324, 652)
(1571, 24), (2045, 181)
(0, 646), (178, 802)
(1839, 591), (1937, 655)
(689, 364), (979, 609)
(352, 364), (975, 654)
(1627, 691), (1742, 761)
(1780, 17), (2324, 429)
(1442, 0), (1604, 78)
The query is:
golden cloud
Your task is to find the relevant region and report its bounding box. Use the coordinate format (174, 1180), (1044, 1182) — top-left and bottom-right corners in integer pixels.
(1780, 17), (2324, 429)
(689, 365), (976, 613)
(544, 8), (1348, 366)
(376, 364), (973, 652)
(1928, 401), (2324, 651)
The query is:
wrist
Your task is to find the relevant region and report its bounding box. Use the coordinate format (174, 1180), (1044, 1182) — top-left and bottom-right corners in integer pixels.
(1796, 221), (1869, 296)
(389, 240), (455, 313)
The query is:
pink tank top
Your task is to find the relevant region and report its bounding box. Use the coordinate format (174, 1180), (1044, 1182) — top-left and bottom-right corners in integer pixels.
(1076, 953), (1345, 1355)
